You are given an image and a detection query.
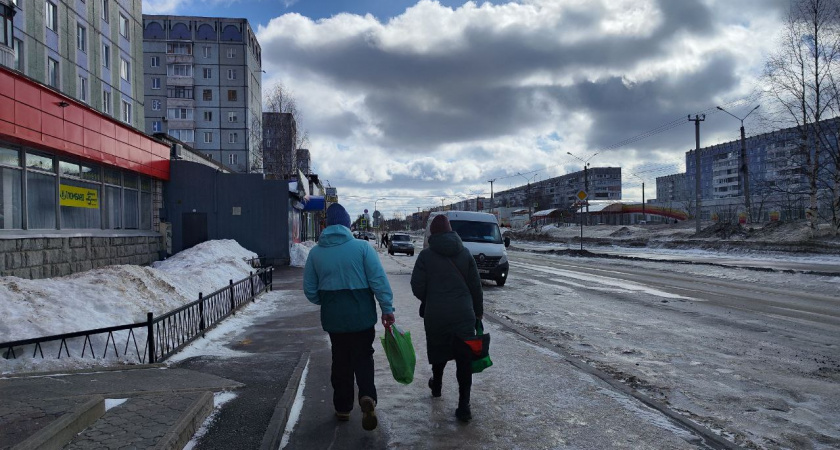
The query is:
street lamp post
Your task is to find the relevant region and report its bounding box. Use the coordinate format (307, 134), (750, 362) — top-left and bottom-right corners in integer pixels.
(631, 172), (646, 224)
(716, 105), (760, 223)
(374, 197), (385, 229)
(567, 151), (599, 224)
(516, 173), (537, 224)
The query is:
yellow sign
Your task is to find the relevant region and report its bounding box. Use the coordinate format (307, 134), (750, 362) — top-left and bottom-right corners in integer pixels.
(59, 184), (99, 208)
(576, 190), (588, 201)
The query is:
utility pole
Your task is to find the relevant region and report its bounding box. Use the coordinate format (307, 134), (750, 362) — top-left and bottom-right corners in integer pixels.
(689, 114), (705, 233)
(716, 105), (758, 223)
(488, 179), (496, 215)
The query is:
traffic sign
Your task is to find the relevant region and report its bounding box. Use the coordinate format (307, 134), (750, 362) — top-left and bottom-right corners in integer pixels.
(576, 190), (588, 201)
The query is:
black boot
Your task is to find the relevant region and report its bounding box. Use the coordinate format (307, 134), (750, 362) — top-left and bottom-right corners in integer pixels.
(428, 377), (442, 397)
(455, 404), (472, 422)
(455, 358), (472, 422)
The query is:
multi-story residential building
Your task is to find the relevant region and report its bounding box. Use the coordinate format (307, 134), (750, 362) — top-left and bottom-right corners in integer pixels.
(655, 173), (687, 203)
(142, 15), (262, 173)
(261, 112), (296, 179)
(4, 0), (144, 129)
(494, 167), (622, 211)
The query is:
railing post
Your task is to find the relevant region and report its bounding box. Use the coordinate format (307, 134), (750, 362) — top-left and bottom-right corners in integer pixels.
(249, 271), (255, 301)
(229, 279), (235, 313)
(269, 268), (273, 291)
(198, 292), (205, 333)
(147, 312), (156, 364)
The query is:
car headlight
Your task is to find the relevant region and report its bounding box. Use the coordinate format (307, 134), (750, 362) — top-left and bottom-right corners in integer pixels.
(499, 254), (508, 265)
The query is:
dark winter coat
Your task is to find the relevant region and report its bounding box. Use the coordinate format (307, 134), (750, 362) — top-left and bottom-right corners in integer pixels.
(410, 231), (483, 364)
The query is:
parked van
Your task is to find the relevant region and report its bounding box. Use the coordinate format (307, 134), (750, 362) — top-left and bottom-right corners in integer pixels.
(424, 211), (510, 286)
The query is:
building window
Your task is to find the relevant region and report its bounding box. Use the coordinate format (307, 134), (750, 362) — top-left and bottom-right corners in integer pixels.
(59, 161), (102, 229)
(227, 90), (237, 101)
(0, 146), (23, 230)
(78, 76), (88, 102)
(1, 4), (14, 48)
(120, 57), (130, 82)
(102, 42), (110, 68)
(228, 111), (237, 122)
(119, 14), (129, 40)
(226, 47), (235, 58)
(101, 0), (109, 22)
(167, 64), (193, 77)
(227, 69), (236, 80)
(102, 90), (111, 114)
(121, 99), (131, 124)
(26, 151), (57, 229)
(151, 99), (161, 110)
(13, 38), (23, 71)
(203, 132), (212, 143)
(202, 68), (212, 79)
(45, 2), (57, 31)
(167, 107), (193, 120)
(151, 77), (161, 89)
(229, 132), (237, 144)
(167, 87), (194, 99)
(203, 89), (212, 101)
(77, 24), (87, 52)
(150, 56), (159, 67)
(169, 129), (194, 142)
(47, 58), (59, 88)
(166, 42), (192, 55)
(228, 153), (238, 165)
(203, 46), (210, 58)
(203, 111), (212, 121)
(152, 120), (162, 132)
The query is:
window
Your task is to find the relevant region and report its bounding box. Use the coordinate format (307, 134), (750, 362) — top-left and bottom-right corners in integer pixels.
(47, 58), (59, 88)
(203, 89), (212, 101)
(78, 76), (88, 102)
(151, 99), (161, 110)
(151, 77), (161, 89)
(229, 132), (237, 144)
(121, 99), (131, 124)
(45, 2), (57, 31)
(228, 153), (238, 165)
(203, 132), (212, 143)
(101, 0), (109, 22)
(166, 42), (192, 55)
(228, 111), (237, 122)
(0, 146), (22, 230)
(167, 107), (193, 120)
(102, 90), (111, 114)
(167, 87), (193, 99)
(152, 120), (162, 132)
(227, 69), (236, 80)
(120, 57), (130, 82)
(202, 68), (212, 79)
(169, 129), (194, 142)
(13, 38), (23, 71)
(26, 152), (56, 230)
(2, 2), (14, 48)
(203, 111), (212, 121)
(150, 56), (159, 67)
(101, 42), (110, 68)
(59, 162), (102, 230)
(77, 24), (87, 52)
(227, 90), (237, 101)
(119, 14), (129, 39)
(202, 46), (210, 58)
(226, 47), (235, 58)
(167, 64), (193, 77)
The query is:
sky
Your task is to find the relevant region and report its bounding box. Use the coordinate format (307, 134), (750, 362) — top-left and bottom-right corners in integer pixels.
(141, 0), (793, 220)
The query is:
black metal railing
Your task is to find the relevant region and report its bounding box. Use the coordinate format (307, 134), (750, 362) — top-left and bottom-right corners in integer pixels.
(248, 256), (282, 269)
(0, 268), (273, 365)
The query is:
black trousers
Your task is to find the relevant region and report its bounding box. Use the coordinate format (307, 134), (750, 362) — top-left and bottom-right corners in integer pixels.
(328, 327), (377, 412)
(432, 357), (472, 407)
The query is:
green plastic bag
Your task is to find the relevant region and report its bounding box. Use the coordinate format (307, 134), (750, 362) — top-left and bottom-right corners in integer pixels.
(471, 320), (493, 374)
(380, 324), (416, 384)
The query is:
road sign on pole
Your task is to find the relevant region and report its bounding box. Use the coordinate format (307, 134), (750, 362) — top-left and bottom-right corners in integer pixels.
(576, 190), (588, 201)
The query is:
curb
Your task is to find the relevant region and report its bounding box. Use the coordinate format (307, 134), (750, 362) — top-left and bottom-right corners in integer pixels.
(12, 395), (105, 450)
(154, 391), (215, 450)
(259, 351), (310, 450)
(1, 363), (168, 380)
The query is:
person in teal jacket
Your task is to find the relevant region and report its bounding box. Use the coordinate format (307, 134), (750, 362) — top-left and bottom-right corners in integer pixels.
(303, 203), (396, 431)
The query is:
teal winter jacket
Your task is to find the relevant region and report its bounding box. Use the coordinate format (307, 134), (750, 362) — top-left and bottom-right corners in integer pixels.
(303, 225), (395, 333)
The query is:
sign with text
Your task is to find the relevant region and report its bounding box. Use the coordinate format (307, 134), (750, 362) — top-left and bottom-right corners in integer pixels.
(59, 184), (99, 208)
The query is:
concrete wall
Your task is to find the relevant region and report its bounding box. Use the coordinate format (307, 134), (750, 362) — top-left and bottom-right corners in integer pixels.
(0, 234), (162, 279)
(162, 160), (289, 264)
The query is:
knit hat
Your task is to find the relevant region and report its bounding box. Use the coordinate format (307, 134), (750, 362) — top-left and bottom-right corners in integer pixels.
(326, 203), (351, 228)
(429, 215), (452, 235)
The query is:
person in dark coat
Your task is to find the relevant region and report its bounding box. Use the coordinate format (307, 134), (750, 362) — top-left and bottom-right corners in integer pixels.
(410, 215), (483, 422)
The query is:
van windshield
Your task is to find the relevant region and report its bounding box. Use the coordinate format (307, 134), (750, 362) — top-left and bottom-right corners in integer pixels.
(450, 220), (503, 244)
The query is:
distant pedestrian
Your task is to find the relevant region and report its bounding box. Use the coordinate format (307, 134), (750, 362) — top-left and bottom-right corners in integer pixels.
(410, 215), (483, 422)
(304, 203), (396, 431)
(381, 232), (387, 249)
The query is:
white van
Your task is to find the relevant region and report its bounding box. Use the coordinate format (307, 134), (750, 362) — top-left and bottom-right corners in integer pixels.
(424, 211), (510, 286)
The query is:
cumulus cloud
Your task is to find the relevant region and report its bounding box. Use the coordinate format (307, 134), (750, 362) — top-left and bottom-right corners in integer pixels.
(256, 0), (788, 215)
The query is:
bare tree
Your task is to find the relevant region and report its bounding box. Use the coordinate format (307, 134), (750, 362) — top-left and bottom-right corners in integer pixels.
(764, 0), (840, 228)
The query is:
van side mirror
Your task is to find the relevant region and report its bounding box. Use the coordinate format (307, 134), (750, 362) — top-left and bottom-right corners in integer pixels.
(504, 237), (510, 248)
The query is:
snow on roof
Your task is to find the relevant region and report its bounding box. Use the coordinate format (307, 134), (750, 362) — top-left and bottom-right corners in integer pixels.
(532, 209), (559, 218)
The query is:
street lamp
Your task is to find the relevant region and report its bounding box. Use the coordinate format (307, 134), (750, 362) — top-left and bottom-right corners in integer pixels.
(516, 172), (538, 223)
(567, 151), (599, 224)
(716, 104), (760, 223)
(374, 197), (385, 229)
(630, 172), (646, 224)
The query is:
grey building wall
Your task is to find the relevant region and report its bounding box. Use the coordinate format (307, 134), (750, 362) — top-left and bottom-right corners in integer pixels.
(262, 112), (296, 179)
(161, 160), (289, 263)
(3, 0), (145, 129)
(494, 167), (622, 211)
(142, 16), (262, 173)
(655, 173), (687, 203)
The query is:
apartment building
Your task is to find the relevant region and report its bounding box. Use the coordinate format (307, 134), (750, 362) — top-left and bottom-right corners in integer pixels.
(142, 15), (262, 173)
(494, 167), (622, 211)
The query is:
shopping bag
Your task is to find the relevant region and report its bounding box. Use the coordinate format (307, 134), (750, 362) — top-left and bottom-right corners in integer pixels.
(454, 320), (493, 374)
(380, 324), (416, 384)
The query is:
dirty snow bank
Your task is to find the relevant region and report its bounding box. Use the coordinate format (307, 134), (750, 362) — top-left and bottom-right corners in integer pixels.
(290, 241), (315, 267)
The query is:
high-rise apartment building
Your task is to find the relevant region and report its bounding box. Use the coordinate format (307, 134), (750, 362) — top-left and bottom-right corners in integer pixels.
(262, 112), (296, 179)
(142, 15), (262, 173)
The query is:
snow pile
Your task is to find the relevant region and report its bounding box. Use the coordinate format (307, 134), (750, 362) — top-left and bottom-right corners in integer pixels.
(290, 241), (315, 267)
(0, 240), (257, 374)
